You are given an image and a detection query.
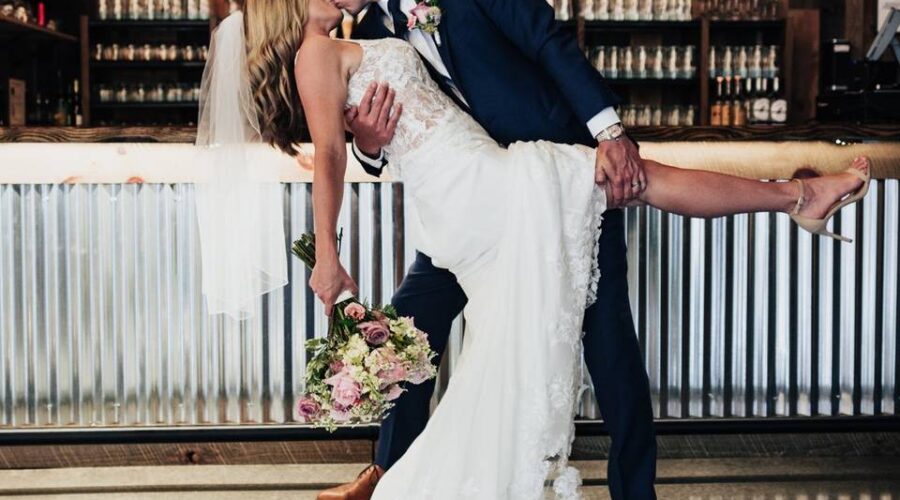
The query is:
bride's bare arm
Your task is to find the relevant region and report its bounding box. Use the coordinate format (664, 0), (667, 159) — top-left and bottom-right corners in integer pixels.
(295, 38), (357, 313)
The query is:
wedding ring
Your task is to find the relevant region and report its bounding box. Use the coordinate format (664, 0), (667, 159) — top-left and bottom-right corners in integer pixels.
(632, 181), (641, 188)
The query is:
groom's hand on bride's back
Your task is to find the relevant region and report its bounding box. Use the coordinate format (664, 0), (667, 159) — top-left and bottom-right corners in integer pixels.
(595, 132), (646, 209)
(345, 81), (403, 157)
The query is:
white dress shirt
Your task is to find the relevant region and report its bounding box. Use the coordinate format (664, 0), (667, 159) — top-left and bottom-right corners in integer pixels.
(353, 0), (621, 168)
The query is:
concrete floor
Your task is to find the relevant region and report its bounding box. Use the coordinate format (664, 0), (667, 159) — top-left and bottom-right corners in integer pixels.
(0, 458), (898, 499)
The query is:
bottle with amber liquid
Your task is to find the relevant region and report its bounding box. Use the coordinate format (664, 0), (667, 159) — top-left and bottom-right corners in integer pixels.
(720, 76), (732, 126)
(710, 76), (724, 126)
(731, 75), (747, 126)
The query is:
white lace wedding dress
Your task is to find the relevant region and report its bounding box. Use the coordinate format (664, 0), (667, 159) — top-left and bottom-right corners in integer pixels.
(346, 38), (606, 500)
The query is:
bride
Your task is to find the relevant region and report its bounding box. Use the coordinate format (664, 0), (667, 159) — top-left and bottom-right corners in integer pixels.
(204, 1), (869, 498)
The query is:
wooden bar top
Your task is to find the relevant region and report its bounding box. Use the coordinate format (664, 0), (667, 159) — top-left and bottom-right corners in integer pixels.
(2, 124), (900, 144)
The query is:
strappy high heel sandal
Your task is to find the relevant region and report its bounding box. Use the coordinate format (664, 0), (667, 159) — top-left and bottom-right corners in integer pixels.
(789, 157), (871, 243)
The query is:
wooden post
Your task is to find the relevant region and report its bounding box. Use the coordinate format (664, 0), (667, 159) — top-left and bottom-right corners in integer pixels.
(787, 9), (819, 123)
(79, 15), (90, 126)
(845, 0), (878, 58)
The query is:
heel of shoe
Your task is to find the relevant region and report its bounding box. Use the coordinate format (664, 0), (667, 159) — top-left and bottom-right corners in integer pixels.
(791, 214), (853, 243)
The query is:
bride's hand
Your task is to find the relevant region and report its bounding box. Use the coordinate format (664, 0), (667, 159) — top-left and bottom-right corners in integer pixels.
(310, 256), (359, 316)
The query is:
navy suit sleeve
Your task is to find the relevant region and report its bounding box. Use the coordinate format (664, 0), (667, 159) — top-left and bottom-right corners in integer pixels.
(470, 0), (621, 127)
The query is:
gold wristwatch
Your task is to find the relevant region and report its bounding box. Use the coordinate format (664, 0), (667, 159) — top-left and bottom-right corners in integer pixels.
(596, 122), (625, 142)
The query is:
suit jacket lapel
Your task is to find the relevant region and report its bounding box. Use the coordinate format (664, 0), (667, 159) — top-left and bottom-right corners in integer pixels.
(434, 4), (459, 86)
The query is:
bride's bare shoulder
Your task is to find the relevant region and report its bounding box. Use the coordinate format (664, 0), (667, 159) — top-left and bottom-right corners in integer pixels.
(295, 35), (340, 68)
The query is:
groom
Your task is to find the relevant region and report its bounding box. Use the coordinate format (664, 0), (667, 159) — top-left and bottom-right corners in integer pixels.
(320, 0), (657, 498)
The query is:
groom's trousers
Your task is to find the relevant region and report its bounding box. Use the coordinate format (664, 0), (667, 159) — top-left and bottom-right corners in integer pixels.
(377, 208), (658, 500)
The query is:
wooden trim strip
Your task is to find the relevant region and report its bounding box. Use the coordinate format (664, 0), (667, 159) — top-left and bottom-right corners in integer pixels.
(1, 141), (898, 184)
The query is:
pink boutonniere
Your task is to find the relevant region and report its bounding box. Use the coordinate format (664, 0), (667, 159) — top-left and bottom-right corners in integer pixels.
(407, 0), (442, 43)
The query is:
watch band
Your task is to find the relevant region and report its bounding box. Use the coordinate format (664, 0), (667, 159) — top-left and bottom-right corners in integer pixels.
(596, 122), (625, 142)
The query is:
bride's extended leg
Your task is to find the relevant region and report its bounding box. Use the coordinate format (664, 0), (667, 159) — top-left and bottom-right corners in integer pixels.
(632, 157), (869, 220)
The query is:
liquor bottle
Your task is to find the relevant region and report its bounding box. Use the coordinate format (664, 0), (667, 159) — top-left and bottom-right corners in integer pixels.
(720, 77), (732, 126)
(732, 75), (747, 126)
(751, 77), (770, 124)
(72, 79), (83, 127)
(769, 76), (787, 124)
(710, 76), (724, 126)
(743, 76), (754, 124)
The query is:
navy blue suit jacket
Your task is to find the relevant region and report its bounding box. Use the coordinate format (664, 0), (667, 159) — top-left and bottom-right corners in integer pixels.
(352, 0), (622, 155)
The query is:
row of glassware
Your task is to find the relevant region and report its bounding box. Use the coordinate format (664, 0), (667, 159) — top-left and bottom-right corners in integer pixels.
(619, 104), (698, 126)
(709, 45), (779, 79)
(588, 45), (696, 79)
(93, 43), (209, 62)
(96, 82), (201, 103)
(695, 0), (782, 19)
(96, 0), (209, 20)
(551, 0), (693, 21)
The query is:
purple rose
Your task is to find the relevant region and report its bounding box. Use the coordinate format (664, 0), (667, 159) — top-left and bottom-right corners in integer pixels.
(359, 320), (390, 346)
(324, 369), (362, 409)
(297, 397), (321, 421)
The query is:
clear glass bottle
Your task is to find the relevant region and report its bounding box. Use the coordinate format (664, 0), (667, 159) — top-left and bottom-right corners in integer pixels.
(622, 46), (634, 78)
(638, 0), (653, 19)
(682, 45), (695, 79)
(607, 46), (619, 78)
(653, 45), (665, 79)
(736, 45), (748, 78)
(624, 0), (639, 20)
(666, 46), (679, 79)
(636, 45), (648, 78)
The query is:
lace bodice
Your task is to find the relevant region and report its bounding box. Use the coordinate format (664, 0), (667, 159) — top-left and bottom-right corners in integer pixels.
(345, 38), (487, 162)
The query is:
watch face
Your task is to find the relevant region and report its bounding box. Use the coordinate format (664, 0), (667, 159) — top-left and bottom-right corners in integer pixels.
(771, 100), (787, 122)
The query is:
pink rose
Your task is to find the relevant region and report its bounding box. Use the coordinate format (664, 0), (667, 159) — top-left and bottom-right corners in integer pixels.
(343, 302), (366, 321)
(408, 369), (432, 384)
(410, 2), (431, 23)
(297, 396), (321, 421)
(324, 369), (362, 409)
(329, 359), (344, 374)
(384, 384), (405, 401)
(359, 320), (390, 346)
(368, 347), (407, 387)
(380, 364), (407, 388)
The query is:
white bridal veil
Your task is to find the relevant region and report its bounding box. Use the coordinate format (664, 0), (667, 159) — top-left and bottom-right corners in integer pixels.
(195, 11), (288, 320)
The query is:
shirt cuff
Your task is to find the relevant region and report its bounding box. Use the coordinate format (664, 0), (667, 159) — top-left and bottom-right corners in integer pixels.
(586, 107), (622, 139)
(352, 139), (385, 168)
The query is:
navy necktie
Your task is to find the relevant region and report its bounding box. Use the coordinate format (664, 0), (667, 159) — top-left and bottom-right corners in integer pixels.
(387, 0), (408, 37)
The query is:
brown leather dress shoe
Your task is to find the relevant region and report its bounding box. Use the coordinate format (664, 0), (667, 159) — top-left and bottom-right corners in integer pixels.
(317, 464), (385, 500)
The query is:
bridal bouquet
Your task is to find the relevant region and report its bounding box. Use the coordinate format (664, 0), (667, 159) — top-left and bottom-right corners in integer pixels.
(292, 233), (438, 431)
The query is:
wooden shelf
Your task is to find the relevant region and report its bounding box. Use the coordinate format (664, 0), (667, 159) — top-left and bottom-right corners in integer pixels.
(89, 19), (210, 29)
(708, 19), (786, 29)
(0, 16), (78, 43)
(583, 19), (701, 30)
(91, 61), (207, 69)
(605, 77), (699, 85)
(93, 102), (198, 109)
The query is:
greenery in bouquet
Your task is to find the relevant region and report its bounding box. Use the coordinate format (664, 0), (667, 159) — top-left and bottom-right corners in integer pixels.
(291, 232), (438, 431)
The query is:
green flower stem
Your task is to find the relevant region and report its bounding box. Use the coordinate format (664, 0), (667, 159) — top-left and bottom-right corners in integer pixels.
(291, 231), (359, 344)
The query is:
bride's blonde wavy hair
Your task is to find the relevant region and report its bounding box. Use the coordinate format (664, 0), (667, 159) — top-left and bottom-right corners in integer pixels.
(243, 0), (308, 156)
